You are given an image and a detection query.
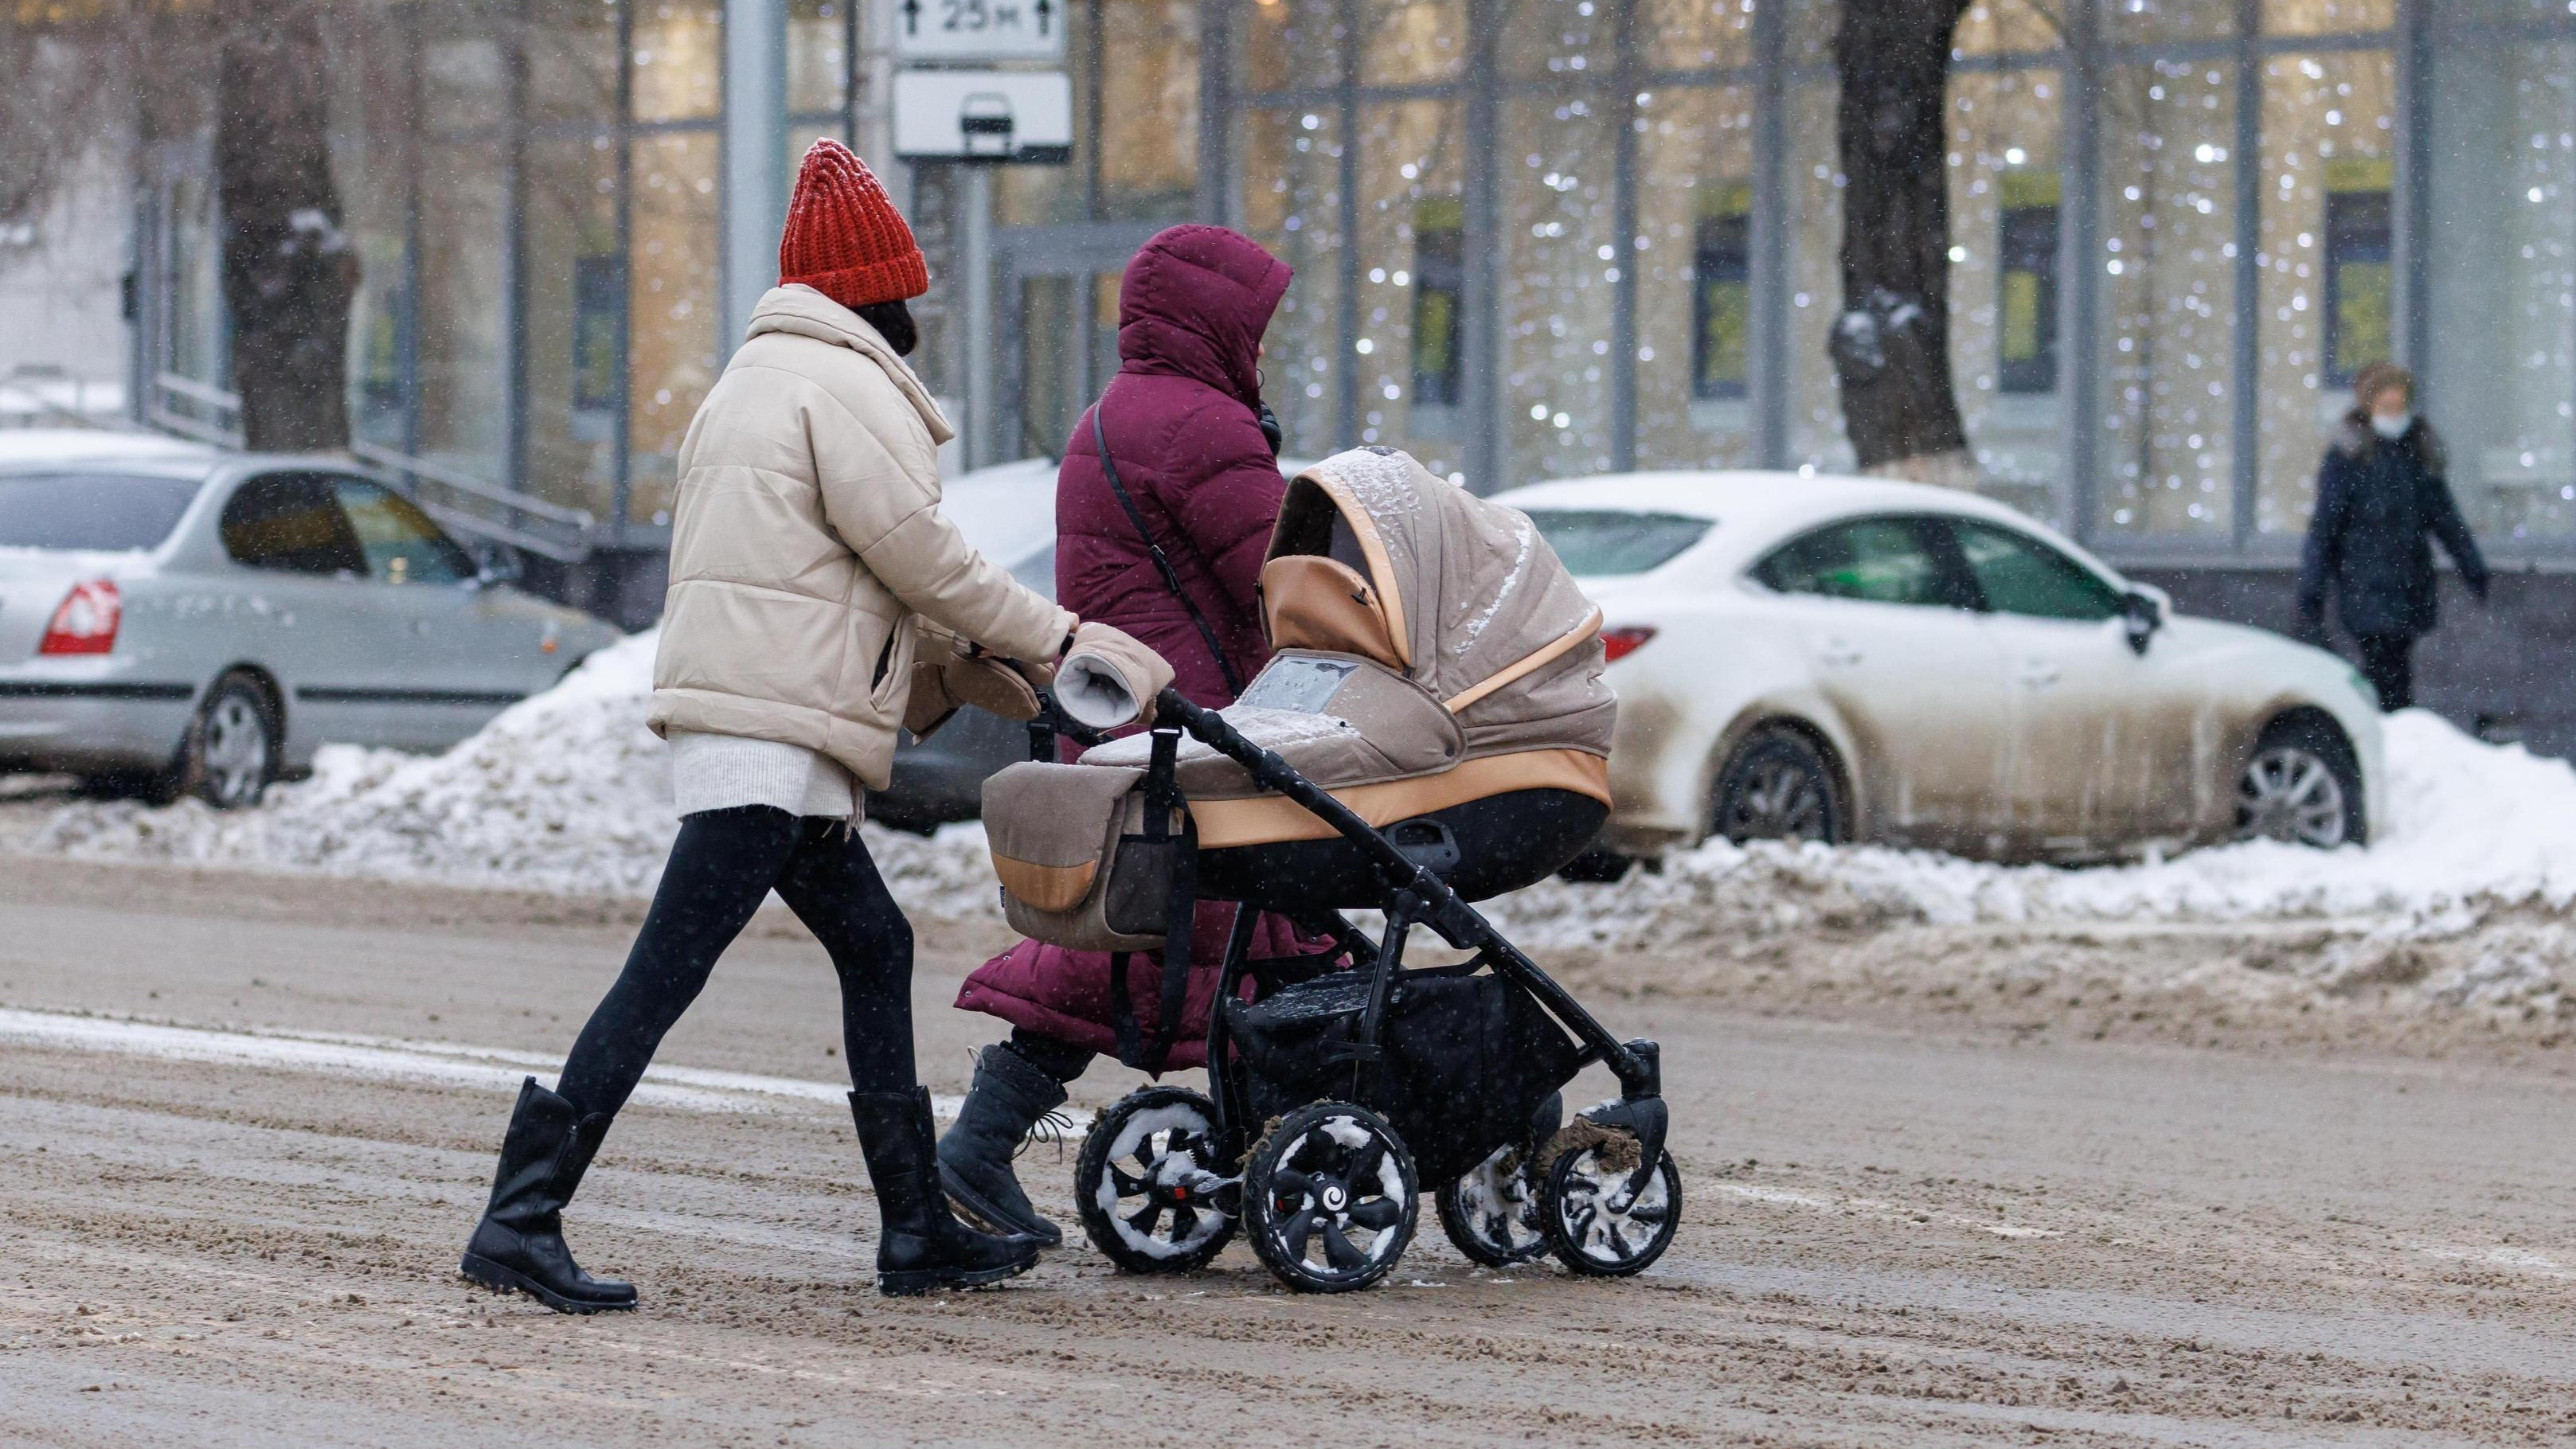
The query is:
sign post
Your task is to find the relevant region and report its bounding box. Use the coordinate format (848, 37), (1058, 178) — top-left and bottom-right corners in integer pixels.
(893, 0), (1070, 471)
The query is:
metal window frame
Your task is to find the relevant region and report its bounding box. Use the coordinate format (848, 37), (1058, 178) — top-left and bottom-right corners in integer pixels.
(1202, 0), (2576, 563)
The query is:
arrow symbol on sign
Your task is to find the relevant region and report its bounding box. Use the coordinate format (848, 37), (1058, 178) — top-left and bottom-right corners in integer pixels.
(901, 0), (920, 34)
(1034, 0), (1053, 37)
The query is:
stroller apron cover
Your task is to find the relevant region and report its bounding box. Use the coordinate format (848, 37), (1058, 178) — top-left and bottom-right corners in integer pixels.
(982, 446), (1616, 951)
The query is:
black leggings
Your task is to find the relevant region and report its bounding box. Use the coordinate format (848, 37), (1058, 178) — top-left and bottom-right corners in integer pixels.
(2354, 633), (2416, 712)
(556, 806), (917, 1119)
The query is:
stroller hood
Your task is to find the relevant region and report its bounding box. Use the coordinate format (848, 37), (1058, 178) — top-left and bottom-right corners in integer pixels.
(1267, 447), (1614, 760)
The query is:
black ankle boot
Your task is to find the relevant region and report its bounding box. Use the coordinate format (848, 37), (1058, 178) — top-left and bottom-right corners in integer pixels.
(459, 1078), (637, 1314)
(852, 1087), (1040, 1296)
(936, 1045), (1071, 1247)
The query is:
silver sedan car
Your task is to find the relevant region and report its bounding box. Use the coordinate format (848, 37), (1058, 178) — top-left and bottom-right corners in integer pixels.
(0, 435), (624, 807)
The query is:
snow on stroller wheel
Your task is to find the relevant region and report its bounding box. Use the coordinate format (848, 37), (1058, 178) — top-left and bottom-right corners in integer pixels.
(1073, 1088), (1237, 1275)
(1436, 1141), (1550, 1268)
(1245, 1102), (1418, 1293)
(1540, 1132), (1682, 1278)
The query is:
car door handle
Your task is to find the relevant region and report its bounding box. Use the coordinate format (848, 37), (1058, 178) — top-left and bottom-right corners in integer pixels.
(2019, 661), (2061, 689)
(1819, 638), (1863, 668)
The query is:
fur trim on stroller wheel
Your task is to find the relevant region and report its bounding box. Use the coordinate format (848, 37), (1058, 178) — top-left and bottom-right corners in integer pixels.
(1073, 1088), (1237, 1274)
(1437, 1140), (1551, 1267)
(1244, 1102), (1417, 1292)
(1540, 1134), (1681, 1277)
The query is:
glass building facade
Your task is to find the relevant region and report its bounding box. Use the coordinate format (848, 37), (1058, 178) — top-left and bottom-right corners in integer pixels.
(127, 0), (2576, 576)
(140, 0), (857, 549)
(1210, 0), (2576, 562)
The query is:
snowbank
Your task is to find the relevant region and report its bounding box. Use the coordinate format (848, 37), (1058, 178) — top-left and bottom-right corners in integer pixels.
(1488, 710), (2576, 952)
(21, 637), (2576, 963)
(18, 631), (1002, 917)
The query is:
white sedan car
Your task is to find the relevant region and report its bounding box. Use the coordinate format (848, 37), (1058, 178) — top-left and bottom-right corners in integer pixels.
(1493, 471), (2384, 865)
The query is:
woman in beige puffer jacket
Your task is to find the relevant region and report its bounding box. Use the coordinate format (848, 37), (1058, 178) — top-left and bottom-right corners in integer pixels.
(459, 141), (1145, 1310)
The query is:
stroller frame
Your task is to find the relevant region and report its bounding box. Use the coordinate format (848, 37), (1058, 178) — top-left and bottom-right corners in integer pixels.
(1038, 686), (1672, 1288)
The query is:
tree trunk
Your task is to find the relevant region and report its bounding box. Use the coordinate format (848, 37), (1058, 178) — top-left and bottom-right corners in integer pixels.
(1831, 0), (1972, 477)
(214, 1), (356, 453)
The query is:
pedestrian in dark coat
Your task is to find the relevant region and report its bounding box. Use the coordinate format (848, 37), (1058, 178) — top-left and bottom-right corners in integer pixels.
(936, 225), (1322, 1248)
(2297, 361), (2489, 711)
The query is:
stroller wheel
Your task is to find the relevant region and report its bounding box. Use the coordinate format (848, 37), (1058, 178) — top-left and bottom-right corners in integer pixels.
(1073, 1087), (1237, 1275)
(1436, 1141), (1550, 1267)
(1540, 1134), (1682, 1278)
(1244, 1102), (1418, 1293)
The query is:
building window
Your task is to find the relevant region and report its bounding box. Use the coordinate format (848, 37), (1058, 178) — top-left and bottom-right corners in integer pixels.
(1412, 200), (1464, 408)
(2324, 158), (2394, 389)
(572, 255), (623, 424)
(1691, 185), (1752, 400)
(1998, 171), (2061, 396)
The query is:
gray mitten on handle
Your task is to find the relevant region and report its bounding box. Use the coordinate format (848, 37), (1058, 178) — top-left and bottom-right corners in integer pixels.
(1055, 622), (1176, 731)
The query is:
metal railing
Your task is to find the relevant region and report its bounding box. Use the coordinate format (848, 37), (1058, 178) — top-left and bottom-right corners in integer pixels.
(0, 365), (123, 431)
(145, 371), (246, 448)
(348, 440), (596, 563)
(140, 372), (596, 563)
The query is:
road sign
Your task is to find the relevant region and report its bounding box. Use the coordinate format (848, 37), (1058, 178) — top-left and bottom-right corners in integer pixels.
(893, 70), (1073, 164)
(894, 0), (1065, 63)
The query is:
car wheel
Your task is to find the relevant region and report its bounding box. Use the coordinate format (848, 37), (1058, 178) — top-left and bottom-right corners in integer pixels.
(175, 671), (279, 810)
(1712, 726), (1842, 846)
(2236, 716), (2364, 849)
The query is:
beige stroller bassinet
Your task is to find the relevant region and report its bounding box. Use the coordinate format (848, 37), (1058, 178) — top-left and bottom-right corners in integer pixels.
(983, 444), (1616, 946)
(974, 447), (1675, 1295)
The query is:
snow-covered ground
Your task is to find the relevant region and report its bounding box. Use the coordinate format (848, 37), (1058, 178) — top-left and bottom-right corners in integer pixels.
(1494, 707), (2576, 951)
(18, 629), (2576, 1026)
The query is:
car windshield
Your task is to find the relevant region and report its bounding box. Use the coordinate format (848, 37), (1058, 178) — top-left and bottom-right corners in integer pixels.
(0, 471), (204, 552)
(1521, 509), (1714, 576)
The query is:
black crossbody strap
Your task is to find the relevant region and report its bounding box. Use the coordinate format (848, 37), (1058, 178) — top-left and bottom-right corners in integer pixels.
(1091, 405), (1245, 697)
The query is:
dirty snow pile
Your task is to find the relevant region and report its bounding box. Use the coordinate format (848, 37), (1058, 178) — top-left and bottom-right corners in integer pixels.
(18, 631), (1001, 917)
(25, 631), (2576, 968)
(1490, 709), (2576, 952)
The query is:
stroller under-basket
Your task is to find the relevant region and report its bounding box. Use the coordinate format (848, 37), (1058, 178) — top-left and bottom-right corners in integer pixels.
(979, 447), (1679, 1292)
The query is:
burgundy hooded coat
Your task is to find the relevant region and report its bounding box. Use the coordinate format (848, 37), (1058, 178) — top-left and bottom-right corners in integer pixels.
(953, 225), (1318, 1070)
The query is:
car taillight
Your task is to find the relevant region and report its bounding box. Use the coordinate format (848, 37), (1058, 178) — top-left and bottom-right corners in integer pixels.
(39, 579), (121, 656)
(1601, 625), (1657, 663)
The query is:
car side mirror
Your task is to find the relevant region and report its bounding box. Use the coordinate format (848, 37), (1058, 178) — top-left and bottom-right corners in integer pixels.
(2121, 588), (2164, 656)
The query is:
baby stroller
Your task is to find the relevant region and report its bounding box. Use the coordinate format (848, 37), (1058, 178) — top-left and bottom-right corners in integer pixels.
(981, 447), (1679, 1292)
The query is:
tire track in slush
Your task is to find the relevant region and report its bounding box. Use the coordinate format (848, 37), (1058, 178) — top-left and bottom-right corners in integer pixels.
(0, 1007), (1026, 1123)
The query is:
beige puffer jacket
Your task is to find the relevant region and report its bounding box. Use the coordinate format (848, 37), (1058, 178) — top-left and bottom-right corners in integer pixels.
(648, 285), (1077, 789)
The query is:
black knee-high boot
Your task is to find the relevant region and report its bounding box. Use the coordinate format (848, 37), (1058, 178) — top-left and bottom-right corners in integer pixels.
(459, 1078), (637, 1314)
(936, 1043), (1074, 1247)
(852, 1087), (1041, 1295)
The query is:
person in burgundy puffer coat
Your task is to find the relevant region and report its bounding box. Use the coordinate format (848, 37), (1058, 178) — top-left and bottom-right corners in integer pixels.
(937, 225), (1319, 1247)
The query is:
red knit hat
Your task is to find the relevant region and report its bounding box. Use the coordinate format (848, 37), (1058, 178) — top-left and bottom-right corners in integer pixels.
(779, 139), (928, 309)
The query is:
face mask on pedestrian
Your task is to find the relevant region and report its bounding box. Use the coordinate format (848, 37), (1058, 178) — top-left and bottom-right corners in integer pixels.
(1252, 357), (1283, 456)
(2367, 381), (2413, 441)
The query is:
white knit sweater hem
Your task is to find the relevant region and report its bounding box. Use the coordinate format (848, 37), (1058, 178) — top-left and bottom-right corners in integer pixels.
(667, 729), (858, 820)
